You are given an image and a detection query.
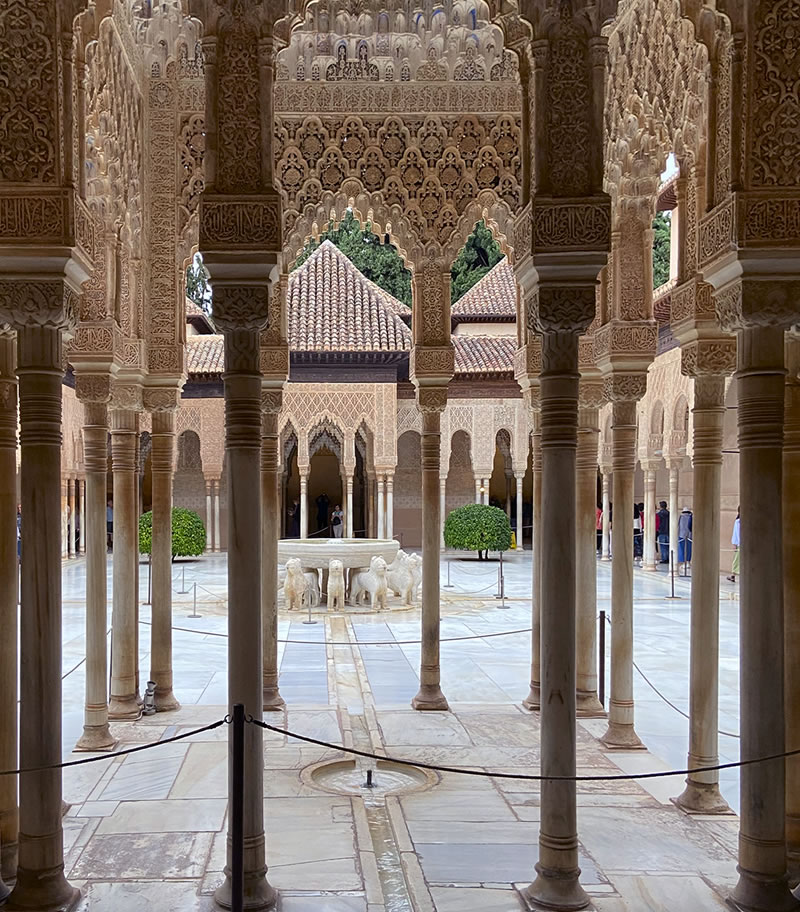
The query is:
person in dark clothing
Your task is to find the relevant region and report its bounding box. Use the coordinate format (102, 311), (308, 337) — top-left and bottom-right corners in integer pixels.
(656, 501), (670, 563)
(633, 502), (643, 560)
(315, 493), (330, 532)
(288, 498), (300, 538)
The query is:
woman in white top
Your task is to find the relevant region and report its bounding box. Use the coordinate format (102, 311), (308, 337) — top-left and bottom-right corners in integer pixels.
(728, 506), (740, 582)
(331, 505), (344, 538)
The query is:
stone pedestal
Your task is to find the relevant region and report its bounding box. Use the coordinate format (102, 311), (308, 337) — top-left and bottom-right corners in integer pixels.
(412, 399), (449, 712)
(7, 324), (80, 912)
(0, 337), (17, 882)
(576, 405), (603, 716)
(75, 394), (115, 752)
(261, 406), (285, 711)
(601, 398), (643, 749)
(523, 332), (589, 911)
(674, 375), (730, 814)
(523, 416), (542, 710)
(108, 407), (142, 721)
(149, 407), (180, 713)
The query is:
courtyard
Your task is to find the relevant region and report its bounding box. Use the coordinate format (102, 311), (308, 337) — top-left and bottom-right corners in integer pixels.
(56, 552), (741, 911)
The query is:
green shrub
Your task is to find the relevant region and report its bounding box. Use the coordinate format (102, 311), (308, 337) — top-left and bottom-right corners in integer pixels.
(139, 507), (206, 560)
(443, 503), (512, 559)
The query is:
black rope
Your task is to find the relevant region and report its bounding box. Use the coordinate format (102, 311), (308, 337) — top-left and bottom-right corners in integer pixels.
(248, 717), (795, 782)
(0, 718), (229, 777)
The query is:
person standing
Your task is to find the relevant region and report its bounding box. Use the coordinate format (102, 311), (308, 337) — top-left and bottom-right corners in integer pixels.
(678, 506), (693, 569)
(330, 504), (344, 538)
(596, 504), (603, 555)
(633, 502), (643, 562)
(656, 500), (670, 563)
(316, 492), (330, 532)
(728, 506), (740, 583)
(106, 498), (113, 551)
(288, 498), (300, 538)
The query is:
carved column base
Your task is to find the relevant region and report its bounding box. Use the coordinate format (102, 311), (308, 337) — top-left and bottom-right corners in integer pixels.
(262, 684), (285, 712)
(5, 867), (80, 912)
(599, 719), (643, 750)
(214, 853), (278, 912)
(728, 871), (800, 912)
(1, 840), (17, 885)
(522, 684), (541, 711)
(674, 780), (732, 815)
(576, 690), (605, 717)
(411, 683), (449, 712)
(107, 696), (142, 721)
(154, 689), (181, 713)
(74, 722), (116, 753)
(522, 862), (591, 912)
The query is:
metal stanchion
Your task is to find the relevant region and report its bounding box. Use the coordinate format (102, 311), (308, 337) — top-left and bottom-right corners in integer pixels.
(231, 703), (245, 912)
(598, 610), (606, 708)
(302, 593), (317, 625)
(666, 549), (678, 599)
(495, 552), (508, 607)
(444, 558), (454, 588)
(145, 554), (151, 605)
(187, 581), (201, 619)
(177, 564), (190, 594)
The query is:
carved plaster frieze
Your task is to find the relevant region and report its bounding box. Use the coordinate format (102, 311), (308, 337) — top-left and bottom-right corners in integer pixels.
(148, 345), (186, 375)
(211, 285), (271, 333)
(513, 341), (542, 385)
(260, 346), (290, 378)
(680, 338), (737, 378)
(0, 280), (77, 332)
(715, 278), (800, 332)
(593, 320), (657, 372)
(670, 278), (716, 331)
(199, 196), (282, 250)
(532, 198), (611, 252)
(527, 286), (596, 336)
(410, 345), (455, 384)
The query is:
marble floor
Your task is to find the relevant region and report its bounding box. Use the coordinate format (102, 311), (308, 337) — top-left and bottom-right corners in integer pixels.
(50, 549), (743, 910)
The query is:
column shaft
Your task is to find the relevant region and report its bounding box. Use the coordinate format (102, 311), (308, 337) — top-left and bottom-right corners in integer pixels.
(214, 481), (221, 551)
(439, 478), (447, 549)
(576, 408), (603, 715)
(75, 403), (115, 751)
(7, 326), (79, 912)
(299, 474), (308, 539)
(675, 375), (729, 812)
(668, 464), (680, 565)
(525, 332), (589, 910)
(386, 475), (393, 539)
(206, 481), (213, 552)
(601, 399), (643, 748)
(108, 409), (141, 720)
(643, 467), (657, 570)
(377, 476), (385, 538)
(78, 479), (85, 555)
(601, 471), (611, 560)
(516, 475), (524, 549)
(731, 326), (795, 912)
(67, 479), (75, 557)
(412, 410), (448, 711)
(149, 410), (179, 712)
(523, 418), (542, 709)
(346, 475), (354, 538)
(215, 326), (275, 909)
(475, 476), (482, 504)
(261, 412), (284, 710)
(0, 340), (17, 882)
(785, 341), (800, 875)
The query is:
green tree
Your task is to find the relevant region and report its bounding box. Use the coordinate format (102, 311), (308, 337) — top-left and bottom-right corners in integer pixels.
(293, 211), (413, 307)
(652, 212), (672, 289)
(185, 253), (211, 314)
(450, 220), (504, 304)
(444, 503), (512, 560)
(139, 507), (206, 561)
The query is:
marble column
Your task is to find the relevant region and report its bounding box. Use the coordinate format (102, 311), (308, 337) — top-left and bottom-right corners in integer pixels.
(261, 404), (285, 711)
(75, 395), (115, 752)
(642, 463), (657, 570)
(386, 474), (394, 539)
(412, 396), (449, 711)
(213, 303), (276, 910)
(149, 407), (179, 712)
(601, 468), (611, 559)
(7, 324), (79, 912)
(439, 477), (447, 549)
(505, 475), (512, 521)
(346, 474), (354, 538)
(60, 479), (67, 559)
(785, 338), (800, 875)
(206, 479), (213, 551)
(474, 476), (482, 504)
(576, 402), (603, 716)
(730, 326), (796, 912)
(377, 475), (385, 538)
(675, 374), (729, 813)
(523, 411), (542, 710)
(67, 478), (75, 557)
(299, 471), (308, 539)
(0, 337), (17, 882)
(108, 407), (141, 720)
(515, 474), (524, 548)
(78, 479), (85, 555)
(214, 479), (221, 551)
(667, 460), (680, 564)
(524, 331), (589, 911)
(601, 397), (643, 749)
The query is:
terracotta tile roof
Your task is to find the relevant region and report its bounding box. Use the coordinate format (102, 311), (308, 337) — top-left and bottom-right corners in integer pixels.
(450, 258), (516, 320)
(453, 335), (515, 377)
(288, 240), (411, 352)
(186, 334), (224, 375)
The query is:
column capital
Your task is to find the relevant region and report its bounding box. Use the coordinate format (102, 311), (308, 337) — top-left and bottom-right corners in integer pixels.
(260, 387), (283, 415)
(594, 320), (657, 375)
(143, 386), (181, 413)
(74, 372), (113, 405)
(211, 284), (270, 334)
(528, 285), (596, 336)
(110, 382), (143, 413)
(680, 338), (737, 379)
(578, 379), (604, 409)
(0, 279), (78, 334)
(416, 386), (448, 415)
(410, 345), (454, 386)
(714, 278), (800, 333)
(602, 373), (647, 404)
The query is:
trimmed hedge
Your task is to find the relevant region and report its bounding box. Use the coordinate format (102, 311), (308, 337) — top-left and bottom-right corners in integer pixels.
(443, 503), (512, 559)
(139, 507), (206, 560)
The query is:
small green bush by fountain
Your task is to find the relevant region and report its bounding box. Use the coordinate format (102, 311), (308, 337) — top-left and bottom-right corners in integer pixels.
(139, 507), (206, 560)
(443, 503), (512, 560)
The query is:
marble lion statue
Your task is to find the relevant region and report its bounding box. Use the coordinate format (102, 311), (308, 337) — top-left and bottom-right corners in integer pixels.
(408, 553), (422, 605)
(304, 569), (320, 608)
(327, 559), (345, 611)
(387, 551), (415, 606)
(350, 555), (388, 611)
(283, 558), (308, 611)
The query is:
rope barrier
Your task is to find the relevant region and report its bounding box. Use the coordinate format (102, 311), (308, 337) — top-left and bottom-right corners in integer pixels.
(0, 719), (228, 777)
(248, 717), (795, 782)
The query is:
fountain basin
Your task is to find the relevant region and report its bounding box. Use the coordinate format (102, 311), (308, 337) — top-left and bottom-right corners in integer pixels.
(278, 537), (399, 571)
(303, 758), (437, 797)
